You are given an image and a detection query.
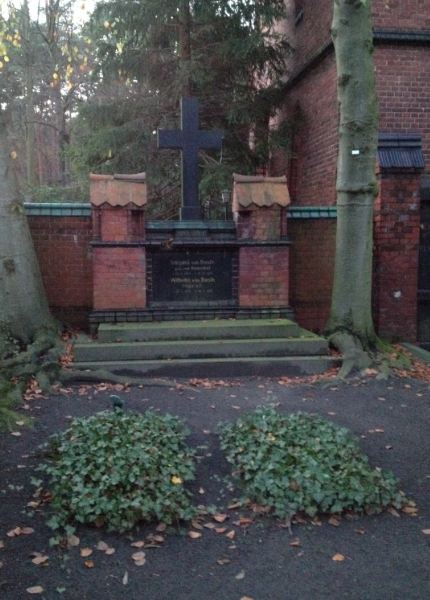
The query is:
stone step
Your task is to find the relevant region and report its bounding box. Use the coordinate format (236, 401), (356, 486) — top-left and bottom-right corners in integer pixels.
(74, 336), (328, 363)
(72, 355), (334, 378)
(97, 318), (301, 343)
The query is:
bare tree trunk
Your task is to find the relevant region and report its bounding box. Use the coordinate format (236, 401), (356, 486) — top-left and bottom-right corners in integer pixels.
(179, 0), (192, 96)
(0, 116), (52, 342)
(23, 0), (37, 189)
(325, 0), (379, 371)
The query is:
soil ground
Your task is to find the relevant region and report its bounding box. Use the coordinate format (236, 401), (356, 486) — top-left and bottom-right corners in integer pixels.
(0, 375), (429, 600)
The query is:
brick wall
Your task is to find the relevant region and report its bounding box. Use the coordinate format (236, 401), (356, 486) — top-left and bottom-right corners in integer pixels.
(236, 206), (285, 240)
(373, 171), (422, 341)
(280, 0), (429, 342)
(93, 247), (147, 310)
(27, 215), (93, 328)
(373, 0), (430, 29)
(294, 0), (430, 74)
(281, 0), (430, 208)
(375, 45), (430, 168)
(239, 246), (290, 308)
(288, 218), (336, 333)
(294, 0), (333, 70)
(284, 58), (338, 205)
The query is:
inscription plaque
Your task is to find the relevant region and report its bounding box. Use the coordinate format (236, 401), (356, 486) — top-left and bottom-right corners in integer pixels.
(150, 250), (234, 304)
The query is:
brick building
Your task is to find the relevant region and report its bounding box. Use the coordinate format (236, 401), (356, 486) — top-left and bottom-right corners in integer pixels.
(276, 0), (430, 343)
(26, 0), (430, 344)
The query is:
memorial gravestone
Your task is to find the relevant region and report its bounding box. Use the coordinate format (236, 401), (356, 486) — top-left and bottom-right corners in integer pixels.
(90, 96), (292, 325)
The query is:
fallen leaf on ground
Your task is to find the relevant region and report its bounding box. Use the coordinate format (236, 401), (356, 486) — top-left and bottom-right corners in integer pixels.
(21, 527), (34, 535)
(80, 548), (93, 558)
(131, 551), (146, 561)
(422, 529), (430, 535)
(234, 518), (253, 527)
(355, 528), (366, 535)
(130, 541), (145, 549)
(387, 507), (400, 518)
(191, 520), (203, 531)
(67, 534), (80, 547)
(225, 530), (236, 540)
(134, 558), (146, 567)
(147, 533), (165, 544)
(31, 554), (49, 565)
(332, 554), (346, 562)
(328, 517), (341, 527)
(292, 515), (307, 525)
(289, 539), (301, 547)
(228, 501), (242, 510)
(122, 571), (129, 585)
(402, 506), (418, 515)
(241, 597), (254, 600)
(188, 531), (202, 540)
(26, 587), (44, 595)
(96, 541), (109, 551)
(215, 527), (227, 534)
(203, 522), (216, 530)
(235, 570), (245, 580)
(213, 514), (228, 523)
(0, 541), (4, 549)
(11, 431), (22, 437)
(84, 560), (95, 568)
(105, 547), (115, 555)
(216, 557), (231, 565)
(7, 527), (22, 538)
(156, 523), (167, 533)
(131, 551), (146, 566)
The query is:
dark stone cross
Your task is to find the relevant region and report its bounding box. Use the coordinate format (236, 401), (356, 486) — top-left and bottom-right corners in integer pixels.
(158, 97), (224, 220)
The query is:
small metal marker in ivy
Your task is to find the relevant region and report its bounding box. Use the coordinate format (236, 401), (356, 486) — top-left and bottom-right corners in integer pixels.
(157, 97), (224, 220)
(110, 395), (124, 411)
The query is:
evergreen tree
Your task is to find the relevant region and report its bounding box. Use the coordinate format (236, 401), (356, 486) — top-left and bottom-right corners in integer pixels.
(70, 0), (291, 217)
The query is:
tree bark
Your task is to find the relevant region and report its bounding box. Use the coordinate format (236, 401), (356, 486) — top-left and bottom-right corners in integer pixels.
(178, 0), (192, 96)
(23, 0), (37, 190)
(325, 0), (379, 358)
(0, 115), (53, 342)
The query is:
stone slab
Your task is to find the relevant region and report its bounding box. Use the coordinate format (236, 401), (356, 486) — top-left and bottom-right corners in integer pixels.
(72, 355), (335, 378)
(74, 336), (328, 362)
(97, 318), (301, 343)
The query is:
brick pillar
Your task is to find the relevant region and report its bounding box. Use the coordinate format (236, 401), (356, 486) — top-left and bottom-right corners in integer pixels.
(373, 170), (422, 342)
(233, 175), (291, 309)
(90, 173), (148, 311)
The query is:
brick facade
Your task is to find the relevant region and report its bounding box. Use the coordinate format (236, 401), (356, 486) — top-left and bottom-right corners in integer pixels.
(28, 215), (92, 328)
(238, 246), (290, 308)
(288, 218), (336, 333)
(278, 0), (429, 339)
(374, 171), (422, 341)
(93, 247), (147, 310)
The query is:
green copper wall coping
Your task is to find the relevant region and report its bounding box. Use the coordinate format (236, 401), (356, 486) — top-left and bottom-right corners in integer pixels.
(288, 206), (337, 219)
(24, 202), (91, 217)
(24, 203), (337, 220)
(146, 220), (236, 230)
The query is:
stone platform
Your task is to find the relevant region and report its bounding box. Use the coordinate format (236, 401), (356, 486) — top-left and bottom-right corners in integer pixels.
(73, 319), (334, 377)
